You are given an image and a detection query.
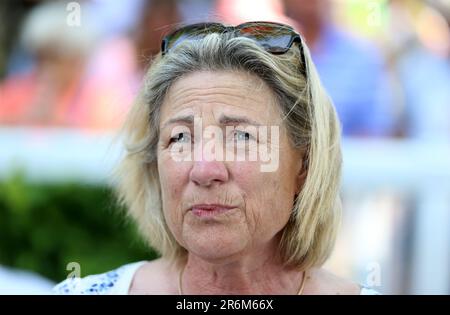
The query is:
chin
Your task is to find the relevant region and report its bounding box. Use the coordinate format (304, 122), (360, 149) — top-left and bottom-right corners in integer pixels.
(183, 229), (249, 263)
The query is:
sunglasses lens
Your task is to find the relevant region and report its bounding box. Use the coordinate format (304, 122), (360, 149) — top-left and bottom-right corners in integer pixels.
(238, 24), (294, 53)
(257, 34), (293, 53)
(164, 22), (298, 55)
(165, 24), (224, 53)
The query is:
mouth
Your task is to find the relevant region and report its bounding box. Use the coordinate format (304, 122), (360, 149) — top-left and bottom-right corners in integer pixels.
(190, 204), (237, 218)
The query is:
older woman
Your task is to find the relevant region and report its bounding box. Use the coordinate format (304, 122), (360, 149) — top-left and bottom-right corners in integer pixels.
(54, 21), (379, 295)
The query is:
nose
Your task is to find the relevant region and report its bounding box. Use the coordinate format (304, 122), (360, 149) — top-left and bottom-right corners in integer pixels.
(189, 159), (229, 187)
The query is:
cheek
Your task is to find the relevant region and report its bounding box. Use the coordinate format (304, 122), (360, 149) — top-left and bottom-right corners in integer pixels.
(159, 152), (190, 191)
(230, 162), (292, 236)
(230, 162), (291, 235)
(158, 153), (190, 229)
(261, 175), (294, 226)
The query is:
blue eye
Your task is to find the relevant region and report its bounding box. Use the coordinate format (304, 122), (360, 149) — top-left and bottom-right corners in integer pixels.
(234, 130), (252, 141)
(170, 132), (191, 144)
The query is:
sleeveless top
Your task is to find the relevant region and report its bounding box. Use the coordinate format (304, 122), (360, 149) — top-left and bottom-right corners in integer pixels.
(53, 261), (381, 295)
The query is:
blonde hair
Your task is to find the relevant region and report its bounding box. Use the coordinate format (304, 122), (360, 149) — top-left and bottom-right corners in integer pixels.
(114, 30), (342, 271)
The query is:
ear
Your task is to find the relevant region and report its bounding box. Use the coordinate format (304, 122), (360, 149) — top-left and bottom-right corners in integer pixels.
(295, 153), (309, 195)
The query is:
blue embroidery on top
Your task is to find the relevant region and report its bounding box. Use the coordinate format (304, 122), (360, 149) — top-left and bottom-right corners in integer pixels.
(53, 266), (126, 295)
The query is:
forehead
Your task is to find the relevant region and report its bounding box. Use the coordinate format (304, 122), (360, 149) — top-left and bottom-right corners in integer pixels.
(160, 70), (281, 123)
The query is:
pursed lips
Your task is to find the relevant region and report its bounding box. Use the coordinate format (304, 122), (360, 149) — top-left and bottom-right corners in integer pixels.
(190, 203), (237, 217)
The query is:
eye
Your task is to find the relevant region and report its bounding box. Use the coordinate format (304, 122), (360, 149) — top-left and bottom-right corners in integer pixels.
(234, 130), (253, 141)
(169, 132), (191, 144)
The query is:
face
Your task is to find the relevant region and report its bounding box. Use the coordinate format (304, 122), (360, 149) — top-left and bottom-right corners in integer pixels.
(157, 70), (304, 262)
(282, 0), (328, 25)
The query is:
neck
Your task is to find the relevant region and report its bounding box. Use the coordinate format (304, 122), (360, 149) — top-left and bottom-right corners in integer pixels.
(180, 241), (304, 295)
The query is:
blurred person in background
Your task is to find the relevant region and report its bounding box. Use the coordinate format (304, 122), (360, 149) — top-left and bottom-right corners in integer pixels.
(0, 0), (44, 78)
(215, 0), (298, 26)
(133, 0), (182, 71)
(386, 0), (450, 139)
(81, 0), (183, 116)
(83, 0), (215, 107)
(0, 1), (128, 129)
(282, 0), (396, 137)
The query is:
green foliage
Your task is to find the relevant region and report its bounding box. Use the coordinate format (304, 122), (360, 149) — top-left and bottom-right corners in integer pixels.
(0, 172), (158, 283)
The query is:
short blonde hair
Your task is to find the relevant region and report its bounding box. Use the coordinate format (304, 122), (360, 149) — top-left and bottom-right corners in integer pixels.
(114, 30), (342, 271)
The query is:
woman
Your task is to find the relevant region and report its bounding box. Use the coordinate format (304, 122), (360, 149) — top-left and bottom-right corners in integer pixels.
(54, 21), (379, 295)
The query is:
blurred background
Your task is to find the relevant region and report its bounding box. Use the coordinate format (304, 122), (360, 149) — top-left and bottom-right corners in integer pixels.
(0, 0), (449, 294)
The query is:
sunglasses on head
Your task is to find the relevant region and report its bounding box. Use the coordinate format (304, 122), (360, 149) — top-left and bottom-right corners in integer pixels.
(161, 21), (307, 76)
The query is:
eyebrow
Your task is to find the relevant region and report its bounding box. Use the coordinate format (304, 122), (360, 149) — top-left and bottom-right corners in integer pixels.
(218, 114), (261, 126)
(161, 114), (262, 130)
(161, 115), (194, 130)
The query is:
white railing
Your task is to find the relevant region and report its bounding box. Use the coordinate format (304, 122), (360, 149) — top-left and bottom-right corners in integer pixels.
(1, 127), (449, 294)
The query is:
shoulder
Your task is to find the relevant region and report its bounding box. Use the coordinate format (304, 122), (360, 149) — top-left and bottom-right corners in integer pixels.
(128, 258), (178, 294)
(304, 268), (363, 295)
(53, 261), (146, 295)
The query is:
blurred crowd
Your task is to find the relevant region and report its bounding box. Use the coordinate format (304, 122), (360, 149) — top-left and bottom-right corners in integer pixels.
(0, 0), (449, 138)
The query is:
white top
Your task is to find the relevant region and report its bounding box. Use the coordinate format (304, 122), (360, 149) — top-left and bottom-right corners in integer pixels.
(0, 265), (55, 295)
(53, 261), (381, 295)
